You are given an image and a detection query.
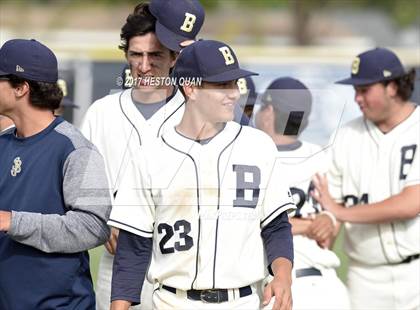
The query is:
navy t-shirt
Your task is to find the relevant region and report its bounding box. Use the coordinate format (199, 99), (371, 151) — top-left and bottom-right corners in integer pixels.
(0, 117), (111, 310)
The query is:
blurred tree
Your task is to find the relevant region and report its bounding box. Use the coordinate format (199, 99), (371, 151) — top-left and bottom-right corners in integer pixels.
(325, 0), (419, 27)
(4, 0), (417, 32)
(292, 0), (321, 45)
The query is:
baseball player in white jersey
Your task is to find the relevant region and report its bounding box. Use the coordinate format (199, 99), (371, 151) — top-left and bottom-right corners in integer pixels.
(81, 2), (205, 309)
(312, 48), (420, 309)
(256, 77), (350, 310)
(108, 40), (296, 310)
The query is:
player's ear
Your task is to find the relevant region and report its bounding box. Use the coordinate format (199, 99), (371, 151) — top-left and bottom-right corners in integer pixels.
(265, 104), (275, 115)
(264, 104), (276, 125)
(183, 84), (196, 100)
(385, 81), (398, 98)
(13, 81), (30, 99)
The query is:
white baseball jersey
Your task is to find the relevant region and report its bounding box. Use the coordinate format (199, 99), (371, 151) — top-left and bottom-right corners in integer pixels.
(81, 88), (185, 310)
(328, 106), (420, 265)
(81, 88), (185, 196)
(276, 141), (340, 270)
(109, 121), (295, 290)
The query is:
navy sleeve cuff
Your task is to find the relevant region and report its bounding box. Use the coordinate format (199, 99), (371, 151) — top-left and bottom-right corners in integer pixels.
(111, 230), (152, 304)
(261, 211), (293, 276)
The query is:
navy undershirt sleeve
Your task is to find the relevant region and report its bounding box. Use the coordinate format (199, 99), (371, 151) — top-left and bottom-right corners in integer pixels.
(111, 230), (152, 305)
(261, 211), (293, 275)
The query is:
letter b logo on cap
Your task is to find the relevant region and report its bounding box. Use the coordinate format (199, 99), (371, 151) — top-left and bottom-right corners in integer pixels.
(237, 78), (248, 95)
(180, 13), (196, 33)
(219, 46), (235, 65)
(351, 57), (360, 74)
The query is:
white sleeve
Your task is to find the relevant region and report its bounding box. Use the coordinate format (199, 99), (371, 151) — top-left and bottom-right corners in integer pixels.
(326, 130), (344, 203)
(108, 156), (155, 238)
(80, 103), (97, 140)
(260, 147), (296, 229)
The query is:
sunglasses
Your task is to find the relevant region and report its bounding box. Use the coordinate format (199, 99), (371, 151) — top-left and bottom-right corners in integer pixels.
(0, 76), (10, 81)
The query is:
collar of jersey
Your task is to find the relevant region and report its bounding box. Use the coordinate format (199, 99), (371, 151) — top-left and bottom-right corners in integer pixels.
(11, 117), (63, 146)
(365, 105), (419, 143)
(163, 121), (242, 155)
(120, 88), (185, 130)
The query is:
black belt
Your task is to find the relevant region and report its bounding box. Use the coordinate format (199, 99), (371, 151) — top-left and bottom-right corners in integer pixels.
(296, 267), (322, 278)
(161, 285), (252, 303)
(400, 254), (420, 264)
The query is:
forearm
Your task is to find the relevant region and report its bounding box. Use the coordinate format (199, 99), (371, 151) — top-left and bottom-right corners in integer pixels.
(315, 172), (419, 224)
(110, 300), (132, 310)
(337, 186), (420, 223)
(271, 257), (293, 280)
(8, 210), (110, 253)
(290, 217), (312, 235)
(339, 202), (417, 223)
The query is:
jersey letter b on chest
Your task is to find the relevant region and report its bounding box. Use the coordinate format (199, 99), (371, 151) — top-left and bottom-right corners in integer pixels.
(400, 145), (417, 180)
(233, 164), (261, 209)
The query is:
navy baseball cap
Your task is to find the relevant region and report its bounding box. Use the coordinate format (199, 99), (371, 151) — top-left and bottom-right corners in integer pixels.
(261, 77), (312, 135)
(173, 40), (257, 83)
(238, 76), (257, 99)
(237, 76), (258, 107)
(261, 77), (312, 111)
(0, 39), (58, 83)
(336, 47), (406, 86)
(149, 0), (205, 52)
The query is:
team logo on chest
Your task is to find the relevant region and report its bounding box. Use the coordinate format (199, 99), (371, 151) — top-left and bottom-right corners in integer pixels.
(11, 157), (22, 177)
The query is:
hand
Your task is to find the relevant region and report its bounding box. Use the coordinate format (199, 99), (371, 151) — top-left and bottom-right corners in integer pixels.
(262, 275), (292, 310)
(311, 173), (343, 217)
(316, 237), (333, 249)
(0, 211), (12, 231)
(306, 213), (335, 245)
(180, 40), (195, 48)
(262, 257), (292, 310)
(105, 227), (119, 255)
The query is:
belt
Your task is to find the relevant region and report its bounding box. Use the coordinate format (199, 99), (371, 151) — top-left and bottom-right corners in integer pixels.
(400, 254), (420, 264)
(161, 285), (252, 303)
(295, 267), (322, 278)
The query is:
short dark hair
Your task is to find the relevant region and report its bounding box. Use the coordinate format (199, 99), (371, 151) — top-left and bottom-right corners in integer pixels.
(8, 75), (63, 110)
(119, 3), (156, 53)
(382, 68), (416, 101)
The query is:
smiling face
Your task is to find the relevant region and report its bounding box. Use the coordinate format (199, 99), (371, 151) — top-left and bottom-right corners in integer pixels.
(353, 82), (395, 125)
(126, 33), (176, 92)
(188, 80), (240, 123)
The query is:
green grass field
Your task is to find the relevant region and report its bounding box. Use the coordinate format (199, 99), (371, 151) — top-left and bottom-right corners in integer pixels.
(88, 227), (349, 288)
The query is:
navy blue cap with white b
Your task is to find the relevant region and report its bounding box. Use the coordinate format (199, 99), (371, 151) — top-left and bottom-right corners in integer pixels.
(149, 0), (205, 52)
(336, 47), (406, 86)
(173, 40), (257, 83)
(262, 77), (312, 107)
(0, 39), (58, 83)
(238, 76), (257, 101)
